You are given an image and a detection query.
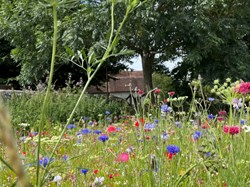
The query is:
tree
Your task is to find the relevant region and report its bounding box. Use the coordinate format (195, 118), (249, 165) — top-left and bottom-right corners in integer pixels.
(0, 0), (129, 88)
(0, 39), (20, 88)
(172, 0), (250, 92)
(115, 0), (197, 92)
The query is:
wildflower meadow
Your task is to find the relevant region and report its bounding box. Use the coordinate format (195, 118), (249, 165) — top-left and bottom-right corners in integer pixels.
(0, 0), (250, 187)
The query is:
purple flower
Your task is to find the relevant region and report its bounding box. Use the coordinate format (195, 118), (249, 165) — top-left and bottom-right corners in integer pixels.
(193, 131), (202, 140)
(62, 155), (69, 161)
(39, 156), (54, 167)
(98, 134), (109, 142)
(81, 168), (89, 175)
(208, 114), (215, 119)
(94, 130), (102, 134)
(167, 145), (180, 154)
(161, 104), (172, 113)
(240, 119), (246, 125)
(105, 111), (110, 115)
(81, 128), (92, 135)
(144, 123), (155, 130)
(208, 97), (215, 102)
(67, 124), (76, 130)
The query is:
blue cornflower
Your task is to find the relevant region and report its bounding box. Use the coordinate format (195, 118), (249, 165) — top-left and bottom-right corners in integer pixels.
(98, 134), (109, 142)
(175, 121), (182, 128)
(105, 111), (110, 115)
(208, 114), (215, 119)
(161, 104), (172, 113)
(167, 145), (180, 154)
(193, 131), (202, 140)
(39, 156), (54, 167)
(88, 121), (93, 125)
(208, 97), (215, 102)
(62, 155), (69, 161)
(81, 128), (92, 135)
(154, 119), (159, 124)
(67, 124), (76, 130)
(81, 168), (89, 175)
(161, 132), (169, 140)
(144, 123), (155, 130)
(205, 152), (211, 157)
(83, 117), (89, 121)
(94, 130), (102, 134)
(240, 119), (246, 125)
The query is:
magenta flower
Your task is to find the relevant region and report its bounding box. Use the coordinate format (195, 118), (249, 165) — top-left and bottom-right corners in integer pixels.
(116, 152), (129, 162)
(235, 82), (250, 94)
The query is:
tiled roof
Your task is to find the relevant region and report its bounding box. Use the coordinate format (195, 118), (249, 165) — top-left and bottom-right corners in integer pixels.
(87, 71), (144, 93)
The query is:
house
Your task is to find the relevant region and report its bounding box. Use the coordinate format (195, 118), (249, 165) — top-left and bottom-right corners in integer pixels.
(87, 71), (144, 102)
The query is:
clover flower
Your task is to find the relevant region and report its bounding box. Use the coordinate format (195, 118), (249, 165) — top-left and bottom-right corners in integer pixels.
(98, 134), (109, 142)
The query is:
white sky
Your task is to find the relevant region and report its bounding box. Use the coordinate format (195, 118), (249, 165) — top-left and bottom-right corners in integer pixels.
(127, 55), (180, 71)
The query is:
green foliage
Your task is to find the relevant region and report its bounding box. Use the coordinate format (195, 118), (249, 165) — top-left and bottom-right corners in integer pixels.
(7, 91), (128, 128)
(152, 72), (174, 94)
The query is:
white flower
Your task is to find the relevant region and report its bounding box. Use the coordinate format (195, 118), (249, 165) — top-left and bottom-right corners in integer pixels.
(242, 125), (250, 132)
(52, 175), (62, 182)
(18, 123), (30, 127)
(94, 177), (104, 185)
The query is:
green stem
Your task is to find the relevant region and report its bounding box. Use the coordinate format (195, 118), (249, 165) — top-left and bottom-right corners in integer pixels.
(0, 156), (16, 174)
(36, 2), (58, 187)
(40, 2), (132, 185)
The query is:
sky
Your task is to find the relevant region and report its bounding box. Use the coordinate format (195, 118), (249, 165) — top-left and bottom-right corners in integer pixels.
(126, 55), (180, 71)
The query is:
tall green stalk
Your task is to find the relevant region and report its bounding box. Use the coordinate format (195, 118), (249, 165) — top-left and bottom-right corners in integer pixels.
(36, 1), (58, 186)
(40, 1), (136, 185)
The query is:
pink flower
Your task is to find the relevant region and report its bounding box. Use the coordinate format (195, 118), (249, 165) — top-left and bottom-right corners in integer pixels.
(223, 125), (240, 135)
(235, 82), (250, 94)
(137, 89), (144, 95)
(168, 91), (175, 96)
(217, 116), (224, 121)
(218, 111), (227, 116)
(117, 152), (129, 162)
(154, 89), (161, 94)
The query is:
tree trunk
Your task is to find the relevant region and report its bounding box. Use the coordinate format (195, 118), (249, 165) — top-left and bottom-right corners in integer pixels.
(141, 51), (154, 92)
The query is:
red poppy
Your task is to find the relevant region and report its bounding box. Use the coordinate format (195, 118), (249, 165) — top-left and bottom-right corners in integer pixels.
(107, 125), (116, 133)
(93, 169), (99, 174)
(135, 118), (145, 127)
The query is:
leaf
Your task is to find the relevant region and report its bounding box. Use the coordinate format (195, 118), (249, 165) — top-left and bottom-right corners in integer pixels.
(64, 46), (75, 56)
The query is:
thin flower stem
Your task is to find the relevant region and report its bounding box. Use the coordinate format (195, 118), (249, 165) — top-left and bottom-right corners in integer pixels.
(40, 2), (134, 185)
(36, 2), (58, 186)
